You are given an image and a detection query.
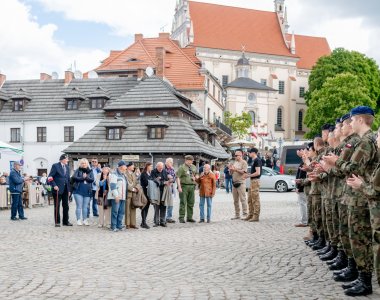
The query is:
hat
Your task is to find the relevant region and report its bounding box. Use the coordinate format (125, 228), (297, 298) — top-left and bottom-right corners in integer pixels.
(249, 147), (259, 154)
(321, 123), (332, 131)
(340, 113), (351, 123)
(350, 106), (375, 117)
(335, 118), (342, 124)
(13, 161), (22, 166)
(117, 160), (127, 167)
(59, 154), (68, 161)
(307, 142), (314, 150)
(126, 161), (134, 167)
(185, 155), (194, 161)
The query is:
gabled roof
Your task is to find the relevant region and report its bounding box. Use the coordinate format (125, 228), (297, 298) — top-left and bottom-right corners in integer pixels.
(285, 34), (331, 70)
(11, 88), (32, 100)
(188, 1), (296, 58)
(144, 116), (169, 127)
(96, 36), (205, 90)
(226, 77), (277, 91)
(64, 87), (86, 100)
(88, 86), (111, 99)
(102, 118), (127, 128)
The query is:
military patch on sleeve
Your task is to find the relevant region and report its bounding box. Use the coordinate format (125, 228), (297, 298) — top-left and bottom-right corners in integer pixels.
(342, 148), (351, 161)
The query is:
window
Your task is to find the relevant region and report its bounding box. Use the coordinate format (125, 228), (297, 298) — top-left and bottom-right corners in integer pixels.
(277, 107), (283, 128)
(298, 110), (304, 131)
(90, 98), (105, 109)
(218, 90), (221, 102)
(107, 128), (121, 140)
(148, 127), (165, 139)
(208, 134), (215, 146)
(213, 85), (216, 98)
(207, 78), (210, 90)
(247, 92), (256, 104)
(66, 99), (78, 110)
(162, 111), (168, 116)
(222, 75), (228, 87)
(37, 127), (47, 142)
(64, 126), (74, 142)
(207, 108), (210, 122)
(139, 112), (145, 117)
(10, 128), (21, 143)
(278, 81), (285, 94)
(299, 87), (305, 98)
(249, 111), (256, 125)
(260, 79), (267, 86)
(13, 100), (24, 111)
(213, 112), (216, 123)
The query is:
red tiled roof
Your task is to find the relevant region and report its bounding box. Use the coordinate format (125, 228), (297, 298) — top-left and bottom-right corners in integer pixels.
(96, 37), (205, 90)
(286, 34), (331, 69)
(188, 1), (296, 58)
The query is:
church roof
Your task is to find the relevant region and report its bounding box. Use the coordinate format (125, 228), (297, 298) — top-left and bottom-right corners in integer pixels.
(226, 77), (277, 91)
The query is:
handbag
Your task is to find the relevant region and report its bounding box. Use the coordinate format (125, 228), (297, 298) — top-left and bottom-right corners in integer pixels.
(233, 182), (241, 188)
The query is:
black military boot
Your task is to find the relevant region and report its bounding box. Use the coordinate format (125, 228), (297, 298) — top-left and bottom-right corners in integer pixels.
(316, 242), (331, 255)
(311, 237), (326, 251)
(333, 258), (358, 282)
(305, 232), (318, 246)
(342, 278), (361, 290)
(344, 272), (372, 296)
(320, 246), (338, 261)
(329, 251), (348, 270)
(333, 266), (348, 276)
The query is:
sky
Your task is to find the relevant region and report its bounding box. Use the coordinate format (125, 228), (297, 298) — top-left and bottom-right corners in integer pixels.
(0, 0), (379, 80)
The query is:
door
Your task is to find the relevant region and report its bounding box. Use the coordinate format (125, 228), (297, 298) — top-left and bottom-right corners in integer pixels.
(37, 169), (47, 176)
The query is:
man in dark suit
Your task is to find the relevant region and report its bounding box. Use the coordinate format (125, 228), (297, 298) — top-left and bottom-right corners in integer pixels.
(48, 154), (72, 227)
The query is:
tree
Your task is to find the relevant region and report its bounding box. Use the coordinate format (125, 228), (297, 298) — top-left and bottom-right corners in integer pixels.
(304, 73), (375, 138)
(224, 111), (252, 139)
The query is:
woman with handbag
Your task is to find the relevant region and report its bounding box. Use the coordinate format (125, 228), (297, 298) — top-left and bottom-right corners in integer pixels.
(140, 162), (153, 229)
(96, 167), (111, 228)
(72, 158), (94, 226)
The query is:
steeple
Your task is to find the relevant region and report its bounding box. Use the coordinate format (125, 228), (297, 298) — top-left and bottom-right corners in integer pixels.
(290, 31), (296, 54)
(236, 50), (250, 78)
(274, 0), (285, 17)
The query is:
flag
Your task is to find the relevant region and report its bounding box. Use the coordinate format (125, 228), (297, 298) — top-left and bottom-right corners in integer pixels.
(251, 132), (257, 139)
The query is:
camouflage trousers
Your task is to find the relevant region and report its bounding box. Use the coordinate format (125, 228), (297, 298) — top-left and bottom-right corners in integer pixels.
(338, 202), (353, 258)
(348, 205), (373, 272)
(247, 180), (260, 218)
(325, 198), (340, 247)
(321, 196), (329, 241)
(307, 194), (316, 232)
(369, 200), (380, 285)
(311, 195), (323, 236)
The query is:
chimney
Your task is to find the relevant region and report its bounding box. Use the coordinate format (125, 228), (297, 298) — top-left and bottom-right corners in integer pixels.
(137, 69), (145, 79)
(159, 32), (170, 39)
(64, 71), (74, 85)
(135, 33), (143, 42)
(0, 73), (6, 88)
(40, 73), (52, 81)
(155, 47), (165, 78)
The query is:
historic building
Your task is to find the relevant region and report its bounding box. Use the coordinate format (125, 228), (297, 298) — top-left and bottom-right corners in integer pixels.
(171, 0), (331, 142)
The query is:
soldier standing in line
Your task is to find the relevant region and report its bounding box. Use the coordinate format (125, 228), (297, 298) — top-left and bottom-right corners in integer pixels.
(324, 106), (377, 296)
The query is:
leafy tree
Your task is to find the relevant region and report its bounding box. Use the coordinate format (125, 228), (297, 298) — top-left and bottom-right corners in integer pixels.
(304, 73), (376, 138)
(224, 111), (252, 139)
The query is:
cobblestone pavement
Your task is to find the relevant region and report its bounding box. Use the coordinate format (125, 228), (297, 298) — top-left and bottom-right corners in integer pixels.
(0, 190), (379, 300)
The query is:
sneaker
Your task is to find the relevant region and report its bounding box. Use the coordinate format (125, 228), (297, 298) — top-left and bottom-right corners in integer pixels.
(10, 217), (19, 221)
(166, 219), (176, 223)
(83, 219), (90, 226)
(98, 224), (103, 228)
(112, 228), (118, 232)
(77, 220), (83, 226)
(20, 217), (28, 220)
(199, 219), (205, 223)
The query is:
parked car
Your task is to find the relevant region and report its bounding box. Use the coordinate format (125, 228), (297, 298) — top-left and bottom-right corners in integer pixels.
(277, 145), (306, 175)
(245, 166), (296, 192)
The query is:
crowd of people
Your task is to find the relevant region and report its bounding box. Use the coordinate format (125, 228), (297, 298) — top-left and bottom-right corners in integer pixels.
(294, 105), (380, 297)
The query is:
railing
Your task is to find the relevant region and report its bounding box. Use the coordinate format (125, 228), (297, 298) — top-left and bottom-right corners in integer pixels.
(215, 119), (232, 136)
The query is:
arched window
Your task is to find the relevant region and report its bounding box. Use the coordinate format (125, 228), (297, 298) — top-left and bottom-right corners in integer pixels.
(249, 111), (255, 125)
(277, 107), (283, 128)
(298, 110), (304, 131)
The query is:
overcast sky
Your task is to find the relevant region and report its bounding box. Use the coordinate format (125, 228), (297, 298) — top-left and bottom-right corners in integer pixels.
(1, 0), (379, 79)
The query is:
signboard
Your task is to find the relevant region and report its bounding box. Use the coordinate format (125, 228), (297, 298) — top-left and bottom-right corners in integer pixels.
(122, 155), (140, 161)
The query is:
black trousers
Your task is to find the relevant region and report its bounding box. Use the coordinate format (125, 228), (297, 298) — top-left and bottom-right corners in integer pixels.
(141, 201), (150, 225)
(153, 203), (167, 225)
(53, 185), (69, 225)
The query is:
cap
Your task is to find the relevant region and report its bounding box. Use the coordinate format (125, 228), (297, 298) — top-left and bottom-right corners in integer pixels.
(117, 160), (127, 167)
(185, 155), (194, 161)
(321, 123), (332, 131)
(59, 154), (68, 161)
(340, 113), (351, 123)
(126, 161), (134, 167)
(249, 147), (258, 154)
(13, 161), (22, 166)
(350, 106), (375, 117)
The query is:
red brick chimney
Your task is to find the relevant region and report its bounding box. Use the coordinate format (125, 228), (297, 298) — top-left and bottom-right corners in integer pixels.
(135, 33), (143, 42)
(40, 73), (52, 81)
(0, 73), (6, 87)
(159, 32), (170, 39)
(155, 47), (165, 78)
(64, 71), (74, 85)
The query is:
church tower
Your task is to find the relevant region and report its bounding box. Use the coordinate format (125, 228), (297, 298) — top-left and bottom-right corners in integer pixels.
(274, 0), (289, 34)
(171, 0), (191, 47)
(236, 52), (250, 78)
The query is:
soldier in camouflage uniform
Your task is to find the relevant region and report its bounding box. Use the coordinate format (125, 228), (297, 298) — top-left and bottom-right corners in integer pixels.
(324, 106), (377, 296)
(347, 126), (380, 288)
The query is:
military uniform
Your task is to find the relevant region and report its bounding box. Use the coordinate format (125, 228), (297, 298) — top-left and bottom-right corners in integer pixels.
(177, 162), (198, 221)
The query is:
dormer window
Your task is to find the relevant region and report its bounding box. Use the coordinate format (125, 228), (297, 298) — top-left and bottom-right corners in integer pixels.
(11, 88), (31, 112)
(107, 127), (122, 140)
(90, 98), (105, 109)
(89, 87), (110, 109)
(13, 99), (24, 111)
(148, 127), (165, 139)
(208, 134), (216, 146)
(66, 99), (78, 110)
(64, 87), (86, 110)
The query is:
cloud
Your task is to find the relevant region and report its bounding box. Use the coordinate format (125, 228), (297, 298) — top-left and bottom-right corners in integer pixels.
(0, 0), (107, 79)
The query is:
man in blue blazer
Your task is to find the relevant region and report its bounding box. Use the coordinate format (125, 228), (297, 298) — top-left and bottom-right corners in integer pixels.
(48, 154), (72, 227)
(9, 161), (27, 220)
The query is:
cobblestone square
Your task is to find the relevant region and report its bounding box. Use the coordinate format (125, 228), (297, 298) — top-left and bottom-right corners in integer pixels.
(1, 190), (379, 299)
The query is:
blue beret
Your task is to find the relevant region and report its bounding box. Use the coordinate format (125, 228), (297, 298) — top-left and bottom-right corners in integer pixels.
(321, 123), (332, 131)
(335, 118), (342, 124)
(117, 160), (127, 167)
(340, 113), (351, 123)
(350, 106), (374, 117)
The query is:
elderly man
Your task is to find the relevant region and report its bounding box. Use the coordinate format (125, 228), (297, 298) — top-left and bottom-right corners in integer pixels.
(176, 155), (198, 223)
(196, 164), (216, 223)
(9, 161), (27, 221)
(165, 157), (177, 223)
(125, 162), (138, 229)
(151, 162), (169, 227)
(229, 150), (248, 219)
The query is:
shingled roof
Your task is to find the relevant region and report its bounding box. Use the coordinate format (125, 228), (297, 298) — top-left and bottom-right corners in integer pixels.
(0, 77), (138, 121)
(226, 77), (277, 91)
(0, 90), (8, 101)
(64, 117), (229, 159)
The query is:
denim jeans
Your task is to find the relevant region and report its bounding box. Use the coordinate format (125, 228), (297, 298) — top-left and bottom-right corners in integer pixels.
(166, 205), (173, 220)
(74, 193), (91, 221)
(87, 190), (99, 217)
(199, 197), (212, 221)
(111, 199), (126, 230)
(225, 178), (233, 193)
(11, 193), (24, 219)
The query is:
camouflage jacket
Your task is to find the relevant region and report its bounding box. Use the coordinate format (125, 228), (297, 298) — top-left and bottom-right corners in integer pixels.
(309, 148), (325, 195)
(327, 141), (347, 200)
(336, 130), (378, 206)
(359, 150), (380, 208)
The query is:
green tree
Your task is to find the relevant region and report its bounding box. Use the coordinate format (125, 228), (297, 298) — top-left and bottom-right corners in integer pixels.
(224, 111), (252, 139)
(304, 73), (375, 138)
